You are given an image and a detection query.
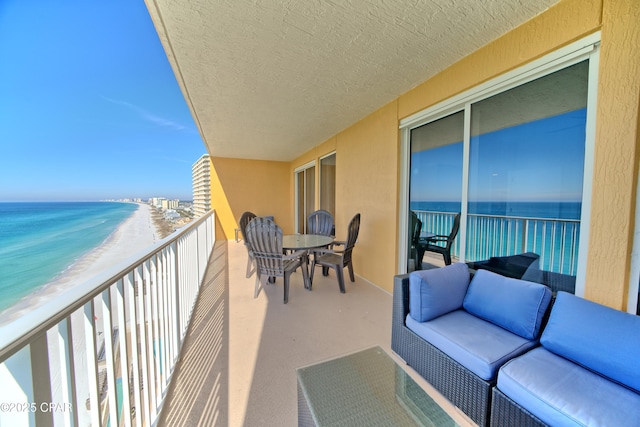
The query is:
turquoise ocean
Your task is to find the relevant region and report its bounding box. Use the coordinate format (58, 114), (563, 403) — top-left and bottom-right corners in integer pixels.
(409, 200), (581, 220)
(0, 202), (137, 313)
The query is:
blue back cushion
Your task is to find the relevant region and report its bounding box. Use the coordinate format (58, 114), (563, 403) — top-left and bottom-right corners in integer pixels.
(409, 263), (470, 322)
(541, 291), (640, 393)
(463, 269), (552, 340)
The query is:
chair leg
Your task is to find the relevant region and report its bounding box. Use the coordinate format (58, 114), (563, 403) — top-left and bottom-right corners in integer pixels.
(301, 261), (310, 292)
(416, 247), (425, 270)
(309, 260), (316, 289)
(283, 273), (290, 304)
(246, 255), (255, 278)
(347, 262), (355, 282)
(336, 265), (346, 293)
(254, 273), (263, 298)
(444, 251), (452, 265)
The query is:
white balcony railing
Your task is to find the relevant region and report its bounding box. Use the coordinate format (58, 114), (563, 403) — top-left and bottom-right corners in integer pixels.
(0, 210), (215, 427)
(414, 210), (580, 275)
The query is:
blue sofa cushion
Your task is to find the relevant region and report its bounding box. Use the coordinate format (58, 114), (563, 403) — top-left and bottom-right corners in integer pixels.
(540, 291), (640, 393)
(498, 347), (640, 427)
(409, 263), (470, 322)
(406, 310), (538, 380)
(463, 269), (552, 340)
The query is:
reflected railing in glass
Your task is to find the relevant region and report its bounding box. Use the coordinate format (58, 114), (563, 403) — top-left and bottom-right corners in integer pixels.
(412, 210), (579, 276)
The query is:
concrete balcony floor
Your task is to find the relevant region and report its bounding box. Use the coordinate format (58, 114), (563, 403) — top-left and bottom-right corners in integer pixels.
(158, 241), (473, 426)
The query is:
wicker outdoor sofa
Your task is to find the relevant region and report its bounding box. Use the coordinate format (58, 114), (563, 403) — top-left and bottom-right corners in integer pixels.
(391, 264), (553, 426)
(392, 264), (640, 427)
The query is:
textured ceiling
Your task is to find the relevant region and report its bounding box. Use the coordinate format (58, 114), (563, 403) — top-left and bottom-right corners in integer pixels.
(145, 0), (559, 161)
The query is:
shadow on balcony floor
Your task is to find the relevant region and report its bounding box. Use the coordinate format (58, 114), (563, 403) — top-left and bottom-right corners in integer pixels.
(158, 240), (398, 427)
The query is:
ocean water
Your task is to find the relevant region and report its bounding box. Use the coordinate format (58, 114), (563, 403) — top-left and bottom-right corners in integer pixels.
(409, 200), (581, 220)
(0, 202), (137, 312)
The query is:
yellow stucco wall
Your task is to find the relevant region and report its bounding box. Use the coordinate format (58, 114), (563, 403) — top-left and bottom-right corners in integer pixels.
(334, 101), (400, 288)
(289, 0), (609, 295)
(210, 157), (292, 239)
(585, 0), (640, 308)
(289, 102), (400, 291)
(398, 0), (602, 119)
(215, 0), (639, 307)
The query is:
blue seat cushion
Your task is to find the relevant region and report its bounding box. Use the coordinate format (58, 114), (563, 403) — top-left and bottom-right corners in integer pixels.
(463, 269), (552, 340)
(406, 310), (538, 380)
(541, 292), (640, 393)
(498, 347), (640, 427)
(409, 263), (470, 322)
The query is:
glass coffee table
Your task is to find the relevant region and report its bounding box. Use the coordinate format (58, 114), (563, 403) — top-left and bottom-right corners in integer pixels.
(297, 346), (460, 426)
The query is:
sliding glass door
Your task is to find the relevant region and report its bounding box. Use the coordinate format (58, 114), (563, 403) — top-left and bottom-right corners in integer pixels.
(320, 153), (336, 217)
(295, 163), (315, 234)
(467, 62), (587, 275)
(402, 35), (599, 289)
(408, 112), (463, 271)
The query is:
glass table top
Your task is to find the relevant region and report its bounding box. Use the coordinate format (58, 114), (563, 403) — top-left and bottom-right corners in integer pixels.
(283, 234), (334, 250)
(297, 346), (460, 427)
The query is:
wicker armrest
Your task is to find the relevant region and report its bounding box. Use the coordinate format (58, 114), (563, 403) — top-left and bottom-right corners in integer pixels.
(392, 274), (411, 324)
(391, 273), (493, 426)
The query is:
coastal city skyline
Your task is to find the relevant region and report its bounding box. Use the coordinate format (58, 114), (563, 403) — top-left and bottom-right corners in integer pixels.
(0, 1), (205, 202)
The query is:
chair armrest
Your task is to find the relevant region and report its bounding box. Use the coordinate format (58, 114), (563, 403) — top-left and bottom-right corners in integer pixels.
(313, 247), (344, 256)
(421, 236), (447, 244)
(283, 249), (307, 260)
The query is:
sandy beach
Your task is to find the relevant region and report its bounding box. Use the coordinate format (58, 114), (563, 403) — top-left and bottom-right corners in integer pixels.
(0, 203), (164, 426)
(0, 203), (160, 324)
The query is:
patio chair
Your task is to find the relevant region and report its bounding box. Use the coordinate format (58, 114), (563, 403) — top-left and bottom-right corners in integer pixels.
(309, 213), (360, 293)
(245, 217), (308, 303)
(307, 209), (334, 236)
(409, 211), (423, 270)
(418, 212), (460, 265)
(308, 209), (334, 275)
(239, 211), (257, 278)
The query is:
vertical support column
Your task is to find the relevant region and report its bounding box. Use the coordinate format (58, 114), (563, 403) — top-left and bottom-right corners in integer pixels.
(114, 279), (133, 427)
(136, 264), (152, 426)
(521, 220), (529, 254)
(101, 288), (118, 427)
(30, 333), (53, 427)
(83, 302), (101, 427)
(56, 318), (76, 427)
(125, 270), (142, 427)
(172, 240), (182, 351)
(145, 258), (158, 419)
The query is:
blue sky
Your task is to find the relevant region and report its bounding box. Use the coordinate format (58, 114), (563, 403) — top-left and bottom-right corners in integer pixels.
(0, 1), (206, 202)
(411, 109), (586, 203)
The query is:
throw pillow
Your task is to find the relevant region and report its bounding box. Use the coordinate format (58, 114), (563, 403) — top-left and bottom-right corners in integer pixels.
(409, 263), (470, 322)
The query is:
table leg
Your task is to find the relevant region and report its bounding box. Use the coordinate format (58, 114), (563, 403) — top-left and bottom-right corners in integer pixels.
(302, 251), (312, 290)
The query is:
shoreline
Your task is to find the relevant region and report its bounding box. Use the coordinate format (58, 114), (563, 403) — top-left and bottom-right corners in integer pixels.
(0, 203), (171, 425)
(0, 203), (162, 325)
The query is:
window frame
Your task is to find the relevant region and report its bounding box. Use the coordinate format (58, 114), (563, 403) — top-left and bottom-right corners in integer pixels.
(398, 33), (601, 298)
(319, 151), (336, 216)
(294, 160), (316, 234)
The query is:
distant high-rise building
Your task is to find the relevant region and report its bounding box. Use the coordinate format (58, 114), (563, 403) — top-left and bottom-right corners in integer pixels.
(160, 199), (180, 210)
(192, 154), (212, 217)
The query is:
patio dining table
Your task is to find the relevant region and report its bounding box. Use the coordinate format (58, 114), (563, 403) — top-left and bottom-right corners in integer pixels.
(283, 234), (334, 289)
